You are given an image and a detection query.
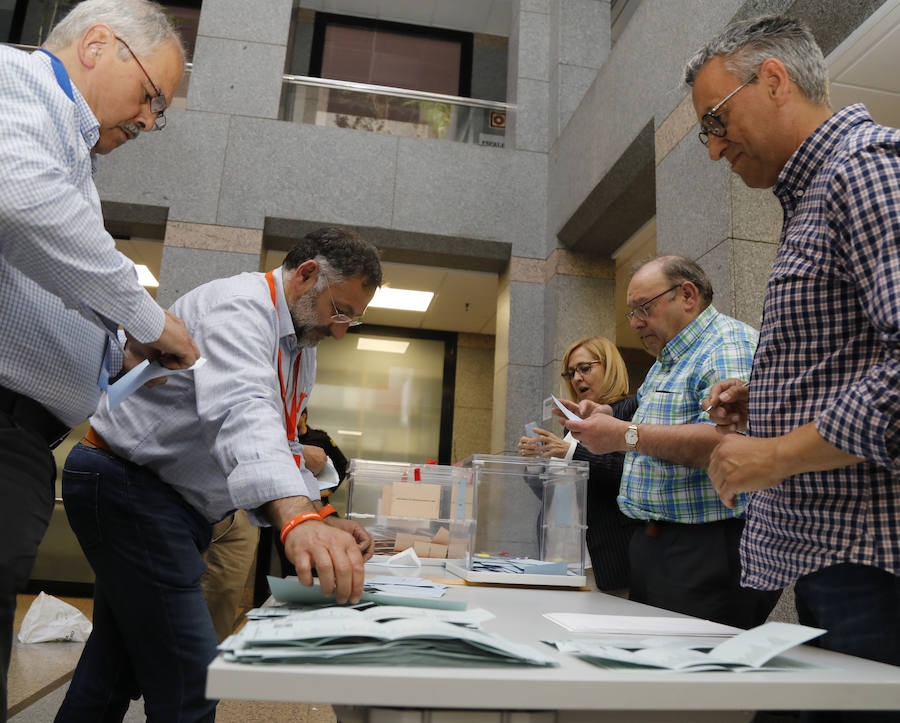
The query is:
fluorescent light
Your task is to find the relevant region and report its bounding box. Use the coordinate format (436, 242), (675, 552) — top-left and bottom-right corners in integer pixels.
(135, 264), (159, 288)
(368, 287), (433, 312)
(357, 337), (409, 354)
(337, 429), (362, 437)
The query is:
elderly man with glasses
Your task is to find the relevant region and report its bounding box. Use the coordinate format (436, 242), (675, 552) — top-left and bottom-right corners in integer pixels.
(688, 16), (900, 686)
(560, 256), (779, 629)
(0, 1), (200, 719)
(55, 227), (382, 721)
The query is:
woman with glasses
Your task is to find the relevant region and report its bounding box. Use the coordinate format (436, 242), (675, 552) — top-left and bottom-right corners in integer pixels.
(518, 336), (638, 593)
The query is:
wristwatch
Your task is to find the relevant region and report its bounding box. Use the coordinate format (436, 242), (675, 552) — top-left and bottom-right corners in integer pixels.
(625, 423), (639, 452)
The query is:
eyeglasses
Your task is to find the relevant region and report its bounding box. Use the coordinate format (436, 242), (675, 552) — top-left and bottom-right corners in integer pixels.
(625, 284), (680, 322)
(698, 74), (756, 146)
(323, 275), (363, 327)
(114, 35), (167, 131)
(561, 360), (603, 381)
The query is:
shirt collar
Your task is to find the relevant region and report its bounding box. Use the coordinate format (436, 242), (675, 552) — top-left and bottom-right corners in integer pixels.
(658, 305), (718, 365)
(773, 104), (872, 215)
(33, 49), (100, 150)
(270, 266), (298, 344)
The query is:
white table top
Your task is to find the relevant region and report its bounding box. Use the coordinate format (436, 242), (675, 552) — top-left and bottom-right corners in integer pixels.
(207, 571), (900, 712)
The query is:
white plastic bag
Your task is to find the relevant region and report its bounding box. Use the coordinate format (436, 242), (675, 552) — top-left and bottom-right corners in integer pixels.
(17, 591), (92, 643)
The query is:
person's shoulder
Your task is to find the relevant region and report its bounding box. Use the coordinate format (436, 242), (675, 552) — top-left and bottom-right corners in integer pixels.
(170, 271), (272, 318)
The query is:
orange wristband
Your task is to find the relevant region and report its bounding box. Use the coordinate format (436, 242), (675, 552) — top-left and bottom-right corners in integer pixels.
(279, 512), (322, 544)
(319, 504), (337, 519)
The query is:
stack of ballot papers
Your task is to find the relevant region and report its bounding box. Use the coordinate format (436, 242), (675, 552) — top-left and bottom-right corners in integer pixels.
(548, 622), (827, 672)
(471, 557), (570, 575)
(268, 576), (462, 610)
(220, 605), (558, 667)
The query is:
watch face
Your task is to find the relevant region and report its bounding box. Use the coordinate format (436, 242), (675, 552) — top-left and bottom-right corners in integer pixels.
(625, 426), (638, 445)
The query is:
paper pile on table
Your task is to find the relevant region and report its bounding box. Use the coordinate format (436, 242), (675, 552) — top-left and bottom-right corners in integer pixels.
(471, 557), (569, 575)
(549, 622), (827, 672)
(221, 605), (558, 667)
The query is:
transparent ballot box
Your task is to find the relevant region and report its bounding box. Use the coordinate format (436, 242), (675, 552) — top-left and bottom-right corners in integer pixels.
(345, 459), (475, 563)
(446, 454), (588, 586)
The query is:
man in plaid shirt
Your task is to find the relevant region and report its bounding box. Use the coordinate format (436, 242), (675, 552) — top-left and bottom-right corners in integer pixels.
(688, 15), (900, 678)
(563, 256), (779, 628)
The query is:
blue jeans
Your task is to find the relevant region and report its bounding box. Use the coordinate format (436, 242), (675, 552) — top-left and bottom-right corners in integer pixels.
(54, 444), (218, 723)
(795, 563), (900, 723)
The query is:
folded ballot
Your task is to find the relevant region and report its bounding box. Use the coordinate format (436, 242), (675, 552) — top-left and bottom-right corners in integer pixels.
(221, 605), (558, 668)
(549, 622), (827, 672)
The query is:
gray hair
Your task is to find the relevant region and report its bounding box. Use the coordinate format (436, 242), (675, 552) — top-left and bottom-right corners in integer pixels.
(284, 226), (383, 289)
(44, 0), (184, 60)
(658, 256), (714, 307)
(683, 15), (829, 107)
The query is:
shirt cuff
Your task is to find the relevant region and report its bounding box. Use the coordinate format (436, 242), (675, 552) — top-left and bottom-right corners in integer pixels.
(120, 293), (166, 344)
(227, 458), (322, 526)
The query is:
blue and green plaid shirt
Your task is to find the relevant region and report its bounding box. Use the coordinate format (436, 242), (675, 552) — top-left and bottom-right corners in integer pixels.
(618, 306), (757, 523)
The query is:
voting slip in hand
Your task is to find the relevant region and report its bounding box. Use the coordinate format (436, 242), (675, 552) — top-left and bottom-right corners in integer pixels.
(107, 357), (207, 409)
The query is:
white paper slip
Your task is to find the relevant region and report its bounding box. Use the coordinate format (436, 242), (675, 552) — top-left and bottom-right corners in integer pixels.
(107, 357), (207, 409)
(549, 622), (827, 673)
(544, 613), (742, 637)
(551, 395), (582, 421)
(316, 457), (340, 491)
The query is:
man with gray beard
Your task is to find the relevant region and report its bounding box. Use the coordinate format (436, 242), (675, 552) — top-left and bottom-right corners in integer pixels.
(56, 227), (382, 722)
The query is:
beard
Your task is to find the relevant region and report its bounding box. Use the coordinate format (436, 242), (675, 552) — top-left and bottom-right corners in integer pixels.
(289, 288), (330, 347)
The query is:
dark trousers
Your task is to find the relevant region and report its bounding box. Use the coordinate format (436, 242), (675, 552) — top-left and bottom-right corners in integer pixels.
(794, 563), (900, 723)
(0, 411), (56, 723)
(55, 444), (218, 723)
(629, 517), (780, 629)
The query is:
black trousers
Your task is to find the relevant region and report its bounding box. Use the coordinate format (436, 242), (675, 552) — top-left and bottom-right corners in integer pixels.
(0, 407), (57, 723)
(629, 517), (780, 629)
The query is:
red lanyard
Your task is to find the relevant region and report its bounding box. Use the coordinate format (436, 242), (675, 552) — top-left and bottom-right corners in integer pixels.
(265, 270), (305, 441)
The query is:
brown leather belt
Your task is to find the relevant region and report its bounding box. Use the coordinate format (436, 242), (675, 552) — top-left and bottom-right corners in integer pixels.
(645, 520), (666, 538)
(81, 425), (111, 452)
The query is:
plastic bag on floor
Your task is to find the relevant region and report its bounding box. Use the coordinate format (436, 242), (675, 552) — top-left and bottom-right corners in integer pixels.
(17, 591), (92, 643)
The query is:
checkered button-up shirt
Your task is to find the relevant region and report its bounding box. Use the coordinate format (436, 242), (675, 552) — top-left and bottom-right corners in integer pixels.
(0, 46), (164, 426)
(618, 306), (757, 524)
(742, 104), (900, 590)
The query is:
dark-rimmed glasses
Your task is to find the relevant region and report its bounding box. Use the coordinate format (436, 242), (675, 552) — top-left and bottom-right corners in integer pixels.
(114, 35), (167, 131)
(323, 276), (363, 327)
(561, 360), (603, 381)
(698, 74), (756, 146)
(625, 284), (680, 322)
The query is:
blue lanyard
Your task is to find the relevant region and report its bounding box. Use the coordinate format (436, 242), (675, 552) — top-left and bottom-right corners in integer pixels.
(36, 48), (74, 102)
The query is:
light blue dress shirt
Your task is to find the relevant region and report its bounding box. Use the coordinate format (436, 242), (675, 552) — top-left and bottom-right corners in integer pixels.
(0, 45), (165, 426)
(91, 268), (320, 524)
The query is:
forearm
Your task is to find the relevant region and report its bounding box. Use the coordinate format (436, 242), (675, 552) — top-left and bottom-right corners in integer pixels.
(773, 422), (865, 479)
(262, 495), (319, 529)
(632, 423), (724, 468)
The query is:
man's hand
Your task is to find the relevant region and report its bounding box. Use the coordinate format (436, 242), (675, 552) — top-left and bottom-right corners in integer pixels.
(702, 379), (749, 433)
(709, 422), (864, 508)
(323, 515), (374, 561)
(141, 310), (200, 369)
(563, 413), (628, 455)
(121, 337), (168, 388)
(282, 520), (365, 603)
(518, 428), (569, 458)
(708, 434), (783, 508)
(301, 445), (327, 475)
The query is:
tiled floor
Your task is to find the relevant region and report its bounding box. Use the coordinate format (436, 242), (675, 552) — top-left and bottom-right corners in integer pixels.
(8, 593), (336, 722)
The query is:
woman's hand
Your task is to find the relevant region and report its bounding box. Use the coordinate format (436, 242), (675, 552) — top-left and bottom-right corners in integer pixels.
(518, 428), (570, 459)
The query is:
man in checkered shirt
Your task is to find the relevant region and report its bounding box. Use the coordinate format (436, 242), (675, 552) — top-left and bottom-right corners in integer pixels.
(563, 256), (779, 629)
(688, 15), (900, 677)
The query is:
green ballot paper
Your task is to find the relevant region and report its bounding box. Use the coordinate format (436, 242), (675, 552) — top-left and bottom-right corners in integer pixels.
(267, 575), (467, 611)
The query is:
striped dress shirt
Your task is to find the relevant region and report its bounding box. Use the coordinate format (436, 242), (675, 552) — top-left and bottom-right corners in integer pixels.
(91, 268), (320, 524)
(0, 45), (164, 426)
(743, 104), (900, 590)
